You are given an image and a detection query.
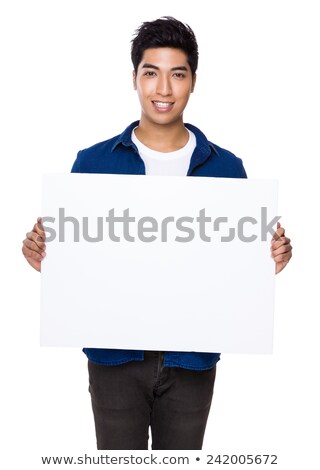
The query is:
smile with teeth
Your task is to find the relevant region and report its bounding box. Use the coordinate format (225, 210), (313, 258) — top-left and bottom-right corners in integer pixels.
(152, 101), (174, 109)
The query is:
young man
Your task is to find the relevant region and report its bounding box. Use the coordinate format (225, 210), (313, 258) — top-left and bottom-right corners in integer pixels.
(22, 17), (292, 450)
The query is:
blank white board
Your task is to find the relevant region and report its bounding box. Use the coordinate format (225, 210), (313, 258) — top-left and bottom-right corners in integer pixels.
(41, 174), (278, 353)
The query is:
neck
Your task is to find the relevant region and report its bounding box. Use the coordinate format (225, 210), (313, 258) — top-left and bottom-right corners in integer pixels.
(135, 116), (189, 152)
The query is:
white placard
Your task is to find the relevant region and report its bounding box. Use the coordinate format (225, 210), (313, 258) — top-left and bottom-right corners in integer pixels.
(41, 174), (278, 353)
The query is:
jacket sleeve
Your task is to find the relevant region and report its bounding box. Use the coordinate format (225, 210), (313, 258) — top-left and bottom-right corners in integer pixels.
(239, 159), (247, 178)
(70, 150), (82, 173)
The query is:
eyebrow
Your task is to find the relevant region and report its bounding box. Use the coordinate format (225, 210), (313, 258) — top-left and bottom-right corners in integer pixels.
(142, 63), (188, 72)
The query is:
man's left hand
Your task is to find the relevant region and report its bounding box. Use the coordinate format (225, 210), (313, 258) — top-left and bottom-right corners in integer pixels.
(271, 222), (292, 274)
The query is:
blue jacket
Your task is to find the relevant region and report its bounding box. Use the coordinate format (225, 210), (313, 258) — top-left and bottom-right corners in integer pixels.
(71, 120), (247, 370)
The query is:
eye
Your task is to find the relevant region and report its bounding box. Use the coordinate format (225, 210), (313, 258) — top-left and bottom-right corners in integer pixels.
(173, 73), (186, 78)
(144, 71), (156, 77)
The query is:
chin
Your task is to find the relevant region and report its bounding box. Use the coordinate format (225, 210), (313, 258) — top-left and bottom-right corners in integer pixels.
(151, 113), (181, 125)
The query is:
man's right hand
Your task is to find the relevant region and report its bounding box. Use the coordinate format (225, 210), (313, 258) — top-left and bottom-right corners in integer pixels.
(22, 217), (46, 272)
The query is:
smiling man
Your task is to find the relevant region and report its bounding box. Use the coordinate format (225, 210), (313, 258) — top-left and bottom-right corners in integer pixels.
(133, 47), (195, 152)
(22, 17), (292, 450)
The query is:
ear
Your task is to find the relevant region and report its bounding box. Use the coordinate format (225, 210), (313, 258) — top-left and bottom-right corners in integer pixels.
(191, 72), (197, 93)
(133, 70), (137, 90)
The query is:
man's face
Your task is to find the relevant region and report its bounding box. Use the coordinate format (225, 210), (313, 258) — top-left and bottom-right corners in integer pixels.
(133, 47), (196, 126)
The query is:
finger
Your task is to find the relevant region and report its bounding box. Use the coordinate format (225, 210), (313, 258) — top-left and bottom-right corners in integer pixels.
(22, 244), (44, 262)
(23, 239), (46, 257)
(33, 222), (46, 236)
(23, 238), (46, 256)
(273, 251), (292, 263)
(276, 227), (285, 237)
(26, 231), (46, 250)
(36, 216), (46, 232)
(272, 227), (285, 242)
(33, 220), (46, 242)
(271, 237), (291, 250)
(271, 244), (292, 258)
(272, 240), (292, 253)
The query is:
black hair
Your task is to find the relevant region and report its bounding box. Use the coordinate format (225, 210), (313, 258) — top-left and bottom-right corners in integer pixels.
(131, 16), (198, 76)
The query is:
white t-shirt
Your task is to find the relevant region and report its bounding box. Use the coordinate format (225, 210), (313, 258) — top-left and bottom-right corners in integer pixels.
(131, 127), (196, 176)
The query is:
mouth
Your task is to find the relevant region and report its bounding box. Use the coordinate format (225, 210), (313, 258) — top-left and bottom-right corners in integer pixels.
(152, 100), (175, 112)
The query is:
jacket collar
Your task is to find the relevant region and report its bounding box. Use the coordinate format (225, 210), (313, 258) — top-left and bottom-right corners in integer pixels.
(111, 120), (218, 173)
(111, 121), (140, 150)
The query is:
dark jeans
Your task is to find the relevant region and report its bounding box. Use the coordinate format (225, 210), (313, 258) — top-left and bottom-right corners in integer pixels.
(88, 351), (216, 450)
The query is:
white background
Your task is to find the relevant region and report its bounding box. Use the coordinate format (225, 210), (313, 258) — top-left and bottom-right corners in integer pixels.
(0, 0), (319, 468)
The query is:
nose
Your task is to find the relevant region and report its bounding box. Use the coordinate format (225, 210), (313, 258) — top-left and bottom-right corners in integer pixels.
(156, 74), (172, 96)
